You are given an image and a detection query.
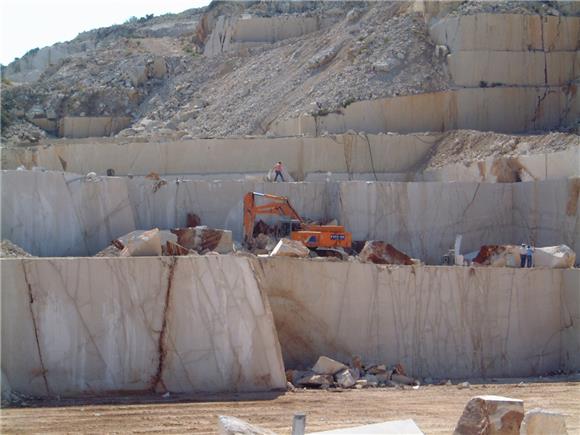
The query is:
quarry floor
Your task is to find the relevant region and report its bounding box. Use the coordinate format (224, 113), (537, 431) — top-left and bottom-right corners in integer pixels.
(2, 382), (579, 434)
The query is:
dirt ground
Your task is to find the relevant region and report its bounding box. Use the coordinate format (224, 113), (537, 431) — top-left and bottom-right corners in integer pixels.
(2, 381), (579, 434)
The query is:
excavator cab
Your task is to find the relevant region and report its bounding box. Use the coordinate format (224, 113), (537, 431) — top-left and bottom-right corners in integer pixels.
(243, 192), (352, 250)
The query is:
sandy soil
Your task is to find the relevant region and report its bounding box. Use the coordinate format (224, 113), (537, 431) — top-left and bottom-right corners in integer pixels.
(2, 382), (579, 434)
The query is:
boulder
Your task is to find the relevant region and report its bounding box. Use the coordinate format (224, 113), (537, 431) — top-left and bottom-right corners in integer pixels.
(296, 372), (333, 388)
(534, 245), (576, 268)
(270, 238), (309, 258)
(171, 226), (233, 254)
(312, 356), (348, 375)
(454, 395), (524, 435)
(471, 244), (576, 268)
(520, 408), (568, 435)
(391, 374), (417, 386)
(335, 369), (356, 388)
(121, 228), (163, 256)
(472, 245), (521, 267)
(217, 415), (276, 435)
(359, 241), (415, 265)
(362, 374), (378, 387)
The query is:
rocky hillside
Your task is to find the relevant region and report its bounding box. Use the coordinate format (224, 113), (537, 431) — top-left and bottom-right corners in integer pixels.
(1, 0), (578, 144)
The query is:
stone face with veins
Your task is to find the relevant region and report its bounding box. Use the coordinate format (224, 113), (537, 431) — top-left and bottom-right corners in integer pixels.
(1, 256), (286, 396)
(256, 257), (580, 379)
(2, 171), (578, 261)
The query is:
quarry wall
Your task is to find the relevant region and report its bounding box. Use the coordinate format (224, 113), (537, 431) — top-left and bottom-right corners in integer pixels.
(0, 134), (438, 178)
(430, 14), (580, 87)
(428, 14), (579, 52)
(1, 256), (286, 397)
(3, 136), (578, 183)
(421, 148), (580, 183)
(257, 259), (580, 378)
(447, 51), (579, 87)
(29, 116), (132, 139)
(269, 87), (579, 136)
(204, 14), (322, 56)
(2, 255), (578, 397)
(2, 171), (578, 262)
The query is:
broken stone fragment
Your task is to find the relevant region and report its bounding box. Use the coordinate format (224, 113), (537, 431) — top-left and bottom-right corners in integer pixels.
(453, 395), (524, 435)
(217, 415), (276, 435)
(164, 240), (191, 256)
(520, 408), (568, 435)
(171, 226), (233, 254)
(296, 372), (333, 388)
(367, 364), (388, 374)
(391, 374), (416, 386)
(335, 369), (356, 388)
(362, 374), (379, 387)
(270, 238), (309, 258)
(121, 228), (163, 256)
(359, 241), (415, 265)
(312, 356), (348, 375)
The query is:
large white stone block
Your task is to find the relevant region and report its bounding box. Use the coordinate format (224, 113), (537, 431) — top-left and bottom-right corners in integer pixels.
(520, 408), (568, 435)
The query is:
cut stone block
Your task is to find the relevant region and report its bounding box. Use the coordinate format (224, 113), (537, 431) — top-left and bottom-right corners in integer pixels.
(171, 226), (233, 254)
(335, 369), (355, 388)
(454, 395), (524, 435)
(520, 408), (568, 435)
(121, 228), (162, 256)
(359, 241), (414, 265)
(270, 238), (309, 258)
(312, 356), (348, 375)
(296, 372), (333, 388)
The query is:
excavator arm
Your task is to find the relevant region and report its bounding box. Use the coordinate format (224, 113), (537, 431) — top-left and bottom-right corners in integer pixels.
(243, 192), (303, 244)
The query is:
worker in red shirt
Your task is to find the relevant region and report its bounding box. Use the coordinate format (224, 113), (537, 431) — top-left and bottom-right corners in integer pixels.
(273, 161), (284, 182)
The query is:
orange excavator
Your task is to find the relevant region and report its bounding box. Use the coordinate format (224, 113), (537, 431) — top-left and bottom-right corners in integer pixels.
(243, 192), (352, 250)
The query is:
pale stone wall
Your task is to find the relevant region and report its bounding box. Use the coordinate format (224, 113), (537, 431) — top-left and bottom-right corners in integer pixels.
(0, 133), (437, 178)
(269, 87), (579, 136)
(429, 15), (580, 52)
(2, 255), (577, 395)
(448, 51), (580, 87)
(1, 171), (135, 257)
(2, 171), (578, 260)
(257, 258), (580, 378)
(58, 116), (132, 138)
(562, 269), (580, 372)
(512, 178), (580, 253)
(204, 15), (320, 56)
(0, 256), (286, 396)
(421, 148), (580, 183)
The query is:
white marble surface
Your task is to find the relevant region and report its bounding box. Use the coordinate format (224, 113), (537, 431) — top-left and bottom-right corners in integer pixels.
(0, 133), (435, 179)
(335, 181), (514, 263)
(162, 256), (286, 392)
(2, 171), (577, 262)
(1, 256), (285, 396)
(257, 258), (579, 378)
(1, 171), (136, 256)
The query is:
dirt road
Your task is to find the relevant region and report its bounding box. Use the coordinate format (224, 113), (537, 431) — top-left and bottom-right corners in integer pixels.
(2, 382), (579, 434)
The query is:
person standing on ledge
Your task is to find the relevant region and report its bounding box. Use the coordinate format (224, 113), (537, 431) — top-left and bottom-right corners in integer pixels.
(526, 244), (534, 268)
(273, 161), (285, 182)
(519, 244), (527, 268)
